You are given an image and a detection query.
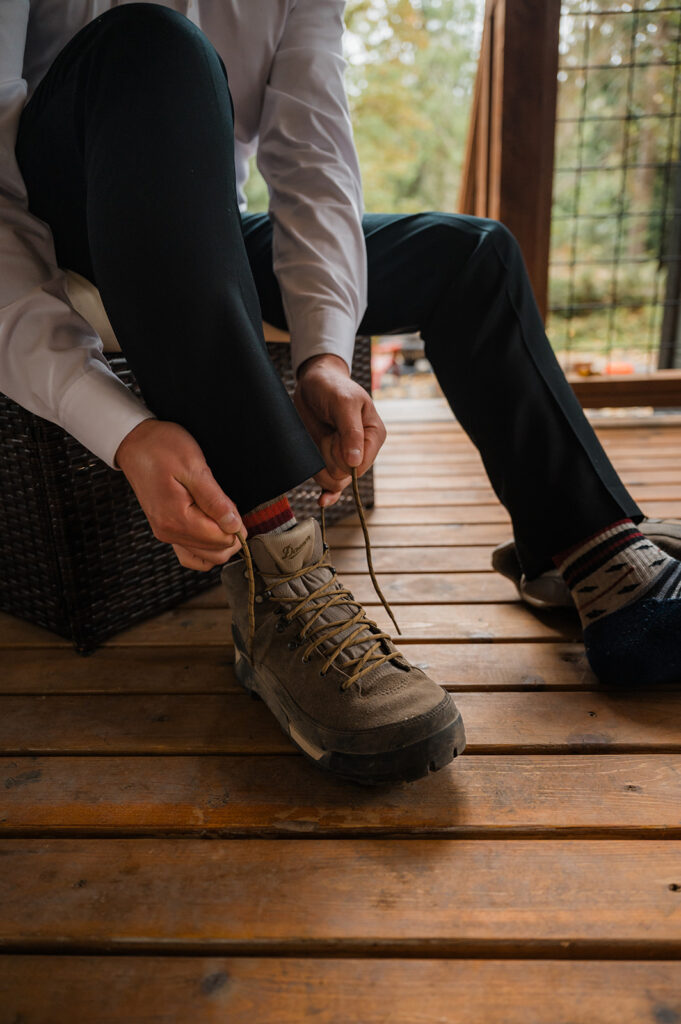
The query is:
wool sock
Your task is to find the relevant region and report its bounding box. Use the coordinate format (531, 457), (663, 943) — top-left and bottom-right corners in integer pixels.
(242, 494), (296, 539)
(553, 518), (681, 686)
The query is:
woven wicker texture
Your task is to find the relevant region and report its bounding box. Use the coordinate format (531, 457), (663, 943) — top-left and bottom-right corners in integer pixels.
(0, 340), (374, 652)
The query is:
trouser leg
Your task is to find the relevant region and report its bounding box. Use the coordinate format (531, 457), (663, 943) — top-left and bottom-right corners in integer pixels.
(15, 3), (322, 512)
(243, 211), (641, 579)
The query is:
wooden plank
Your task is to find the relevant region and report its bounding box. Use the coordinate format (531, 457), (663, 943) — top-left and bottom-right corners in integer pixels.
(107, 603), (579, 647)
(1, 691), (679, 755)
(326, 524), (512, 547)
(379, 444), (681, 461)
(404, 641), (593, 689)
(382, 435), (681, 451)
(3, 754), (681, 837)
(1, 957), (679, 1024)
(0, 642), (592, 694)
(6, 646), (232, 695)
(378, 449), (681, 465)
(382, 422), (681, 436)
(377, 444), (681, 464)
(379, 449), (681, 465)
(569, 370), (681, 409)
(374, 485), (681, 505)
(0, 603), (577, 649)
(1, 839), (680, 955)
(371, 488), (503, 506)
(629, 501), (681, 518)
(359, 603), (579, 642)
(383, 419), (681, 436)
(375, 469), (681, 488)
(344, 504), (512, 524)
(457, 0), (560, 316)
(376, 472), (496, 487)
(343, 501), (681, 523)
(182, 573), (520, 609)
(0, 615), (72, 649)
(382, 428), (681, 441)
(379, 437), (681, 454)
(0, 649), (238, 694)
(499, 0), (561, 319)
(374, 465), (681, 485)
(457, 0), (487, 215)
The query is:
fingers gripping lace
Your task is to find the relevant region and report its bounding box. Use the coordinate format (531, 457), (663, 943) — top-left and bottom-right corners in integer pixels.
(238, 468), (402, 688)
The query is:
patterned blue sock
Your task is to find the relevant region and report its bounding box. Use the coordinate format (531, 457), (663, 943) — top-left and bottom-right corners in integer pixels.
(554, 520), (681, 686)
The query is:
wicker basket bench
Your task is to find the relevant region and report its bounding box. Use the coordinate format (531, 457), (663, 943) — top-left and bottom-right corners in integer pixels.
(0, 276), (373, 652)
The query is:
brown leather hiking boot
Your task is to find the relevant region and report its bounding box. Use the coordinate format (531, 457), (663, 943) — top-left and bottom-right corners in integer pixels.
(221, 518), (465, 784)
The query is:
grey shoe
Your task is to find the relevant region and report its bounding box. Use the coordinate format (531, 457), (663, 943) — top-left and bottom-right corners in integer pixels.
(492, 517), (681, 610)
(221, 518), (466, 785)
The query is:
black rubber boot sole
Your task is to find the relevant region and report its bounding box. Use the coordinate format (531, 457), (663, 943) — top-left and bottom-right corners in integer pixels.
(234, 648), (466, 786)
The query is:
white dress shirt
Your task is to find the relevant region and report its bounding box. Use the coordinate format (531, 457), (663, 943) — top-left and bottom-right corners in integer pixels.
(0, 0), (366, 468)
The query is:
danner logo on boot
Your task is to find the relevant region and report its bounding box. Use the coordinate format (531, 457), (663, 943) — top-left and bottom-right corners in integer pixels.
(281, 538), (309, 561)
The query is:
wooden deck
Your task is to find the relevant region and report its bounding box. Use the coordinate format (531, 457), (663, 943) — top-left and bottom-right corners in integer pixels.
(2, 410), (681, 1022)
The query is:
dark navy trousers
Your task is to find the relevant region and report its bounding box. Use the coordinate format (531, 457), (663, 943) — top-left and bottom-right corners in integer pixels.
(15, 3), (640, 579)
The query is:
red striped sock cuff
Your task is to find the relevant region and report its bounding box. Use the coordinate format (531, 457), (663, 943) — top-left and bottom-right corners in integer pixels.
(243, 495), (296, 538)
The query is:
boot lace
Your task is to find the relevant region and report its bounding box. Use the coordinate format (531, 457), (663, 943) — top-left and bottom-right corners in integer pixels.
(237, 468), (402, 691)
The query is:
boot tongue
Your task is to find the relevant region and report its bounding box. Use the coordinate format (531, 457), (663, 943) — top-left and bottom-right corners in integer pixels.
(249, 518), (323, 576)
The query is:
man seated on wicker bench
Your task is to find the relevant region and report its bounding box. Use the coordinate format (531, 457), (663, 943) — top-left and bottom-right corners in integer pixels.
(2, 2), (680, 786)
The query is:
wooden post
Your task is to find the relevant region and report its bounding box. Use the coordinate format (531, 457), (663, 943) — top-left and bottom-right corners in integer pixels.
(458, 0), (561, 320)
(658, 144), (681, 370)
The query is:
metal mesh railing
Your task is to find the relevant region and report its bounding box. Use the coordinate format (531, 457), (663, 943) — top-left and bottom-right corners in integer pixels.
(548, 0), (681, 374)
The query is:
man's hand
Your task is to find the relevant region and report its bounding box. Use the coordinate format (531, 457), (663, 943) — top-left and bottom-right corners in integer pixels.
(294, 353), (387, 507)
(115, 419), (245, 571)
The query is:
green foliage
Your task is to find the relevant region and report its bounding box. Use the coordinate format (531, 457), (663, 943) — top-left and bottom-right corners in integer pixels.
(240, 0), (680, 365)
(345, 0), (482, 212)
(244, 0), (483, 215)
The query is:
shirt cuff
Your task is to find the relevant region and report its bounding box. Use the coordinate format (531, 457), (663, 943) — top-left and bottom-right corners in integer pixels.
(289, 308), (358, 377)
(58, 361), (156, 470)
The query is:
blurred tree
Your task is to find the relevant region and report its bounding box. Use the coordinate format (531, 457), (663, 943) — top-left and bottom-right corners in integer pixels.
(244, 0), (483, 214)
(345, 0), (482, 212)
(241, 0), (681, 364)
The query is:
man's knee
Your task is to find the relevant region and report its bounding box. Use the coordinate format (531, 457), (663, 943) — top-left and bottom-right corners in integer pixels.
(420, 215), (524, 353)
(90, 3), (219, 74)
(479, 218), (523, 265)
(409, 212), (522, 271)
(409, 212), (465, 257)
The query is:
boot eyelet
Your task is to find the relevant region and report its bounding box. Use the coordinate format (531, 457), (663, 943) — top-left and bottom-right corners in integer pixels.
(275, 619), (286, 633)
(288, 640), (299, 651)
(319, 670), (327, 678)
(301, 655), (310, 664)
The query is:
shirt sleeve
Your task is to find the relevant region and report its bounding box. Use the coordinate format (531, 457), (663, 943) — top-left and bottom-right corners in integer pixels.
(257, 0), (367, 376)
(0, 1), (154, 470)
